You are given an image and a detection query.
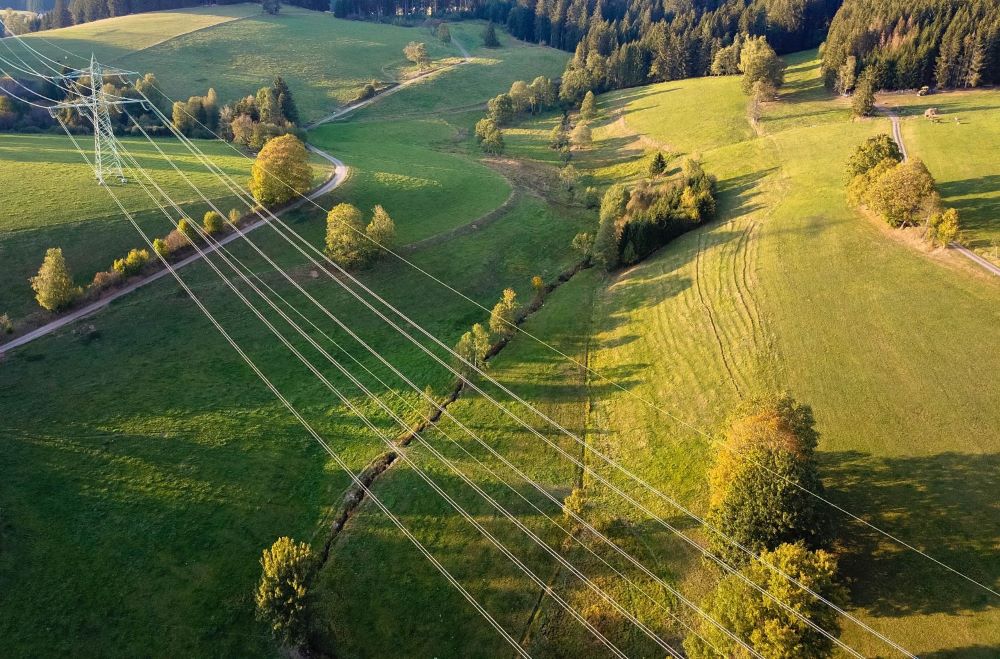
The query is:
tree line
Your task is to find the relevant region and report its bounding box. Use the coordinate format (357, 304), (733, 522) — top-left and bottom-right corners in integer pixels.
(821, 0), (1000, 91)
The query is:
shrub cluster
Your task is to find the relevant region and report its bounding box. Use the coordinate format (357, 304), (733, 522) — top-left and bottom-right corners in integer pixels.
(846, 134), (961, 245)
(684, 394), (846, 658)
(324, 203), (397, 270)
(594, 158), (717, 270)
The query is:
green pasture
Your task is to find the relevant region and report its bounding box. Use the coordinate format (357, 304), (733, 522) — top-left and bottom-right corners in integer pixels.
(0, 133), (264, 319)
(352, 21), (569, 121)
(309, 115), (510, 245)
(881, 89), (1000, 261)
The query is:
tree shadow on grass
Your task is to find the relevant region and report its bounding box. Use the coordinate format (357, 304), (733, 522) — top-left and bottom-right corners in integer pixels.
(923, 645), (1000, 659)
(937, 175), (1000, 248)
(820, 450), (1000, 618)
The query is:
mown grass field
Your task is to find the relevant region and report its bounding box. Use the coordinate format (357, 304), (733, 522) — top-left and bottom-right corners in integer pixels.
(11, 5), (460, 123)
(2, 8), (998, 657)
(505, 51), (1000, 656)
(880, 89), (1000, 263)
(0, 133), (261, 319)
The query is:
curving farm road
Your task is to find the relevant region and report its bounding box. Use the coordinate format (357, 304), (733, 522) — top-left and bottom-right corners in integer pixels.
(0, 147), (348, 356)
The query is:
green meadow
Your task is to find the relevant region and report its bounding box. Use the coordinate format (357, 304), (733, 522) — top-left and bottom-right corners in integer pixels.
(882, 89), (1000, 262)
(0, 6), (998, 657)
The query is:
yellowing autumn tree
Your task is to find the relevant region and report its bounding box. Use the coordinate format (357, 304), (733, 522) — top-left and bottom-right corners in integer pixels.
(30, 247), (80, 311)
(255, 537), (314, 646)
(325, 203), (369, 269)
(249, 134), (312, 208)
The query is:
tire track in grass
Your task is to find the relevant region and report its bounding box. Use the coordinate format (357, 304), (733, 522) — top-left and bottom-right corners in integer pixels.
(694, 231), (742, 397)
(731, 220), (760, 345)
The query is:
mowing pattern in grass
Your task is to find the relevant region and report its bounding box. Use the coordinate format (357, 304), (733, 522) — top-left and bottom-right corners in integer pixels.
(515, 51), (1000, 657)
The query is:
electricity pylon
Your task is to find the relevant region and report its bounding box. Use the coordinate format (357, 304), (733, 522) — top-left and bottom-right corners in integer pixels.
(49, 55), (144, 185)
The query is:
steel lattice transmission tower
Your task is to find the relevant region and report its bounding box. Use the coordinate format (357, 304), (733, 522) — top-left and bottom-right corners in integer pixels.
(49, 55), (145, 185)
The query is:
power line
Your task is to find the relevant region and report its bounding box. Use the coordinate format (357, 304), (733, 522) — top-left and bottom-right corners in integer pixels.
(106, 127), (671, 659)
(56, 116), (532, 659)
(131, 101), (867, 658)
(117, 67), (1000, 605)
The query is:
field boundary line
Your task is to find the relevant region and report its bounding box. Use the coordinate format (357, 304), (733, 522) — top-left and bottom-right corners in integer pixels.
(105, 9), (260, 65)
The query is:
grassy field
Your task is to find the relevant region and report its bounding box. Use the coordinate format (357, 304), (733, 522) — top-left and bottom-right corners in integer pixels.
(0, 14), (583, 658)
(352, 21), (569, 121)
(11, 5), (461, 123)
(2, 8), (998, 656)
(879, 89), (1000, 263)
(309, 115), (511, 245)
(507, 51), (1000, 656)
(0, 133), (262, 319)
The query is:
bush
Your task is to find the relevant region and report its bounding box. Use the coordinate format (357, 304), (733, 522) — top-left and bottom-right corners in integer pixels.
(358, 82), (377, 101)
(489, 288), (519, 339)
(929, 208), (960, 246)
(0, 312), (13, 335)
(163, 229), (189, 254)
(112, 248), (151, 277)
(228, 208), (242, 225)
(436, 22), (451, 43)
(685, 542), (847, 659)
(152, 238), (169, 258)
(480, 127), (505, 155)
(89, 269), (124, 293)
(203, 210), (225, 236)
(255, 537), (315, 646)
(177, 218), (198, 242)
(474, 117), (497, 142)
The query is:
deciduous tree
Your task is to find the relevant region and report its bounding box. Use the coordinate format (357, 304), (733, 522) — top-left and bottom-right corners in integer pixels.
(739, 36), (783, 95)
(706, 394), (831, 566)
(366, 204), (396, 253)
(684, 542), (847, 659)
(255, 537), (314, 646)
(325, 203), (368, 268)
(404, 41), (429, 69)
(30, 247), (79, 311)
(249, 134), (312, 207)
(489, 288), (519, 339)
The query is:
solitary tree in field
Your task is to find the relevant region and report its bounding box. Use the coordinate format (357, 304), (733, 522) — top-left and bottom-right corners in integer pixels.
(489, 288), (519, 339)
(404, 41), (430, 69)
(706, 394), (831, 566)
(684, 542), (847, 659)
(30, 247), (79, 311)
(649, 151), (667, 175)
(482, 21), (500, 48)
(261, 0), (280, 15)
(436, 22), (451, 43)
(249, 134), (312, 207)
(325, 203), (369, 268)
(255, 536), (314, 646)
